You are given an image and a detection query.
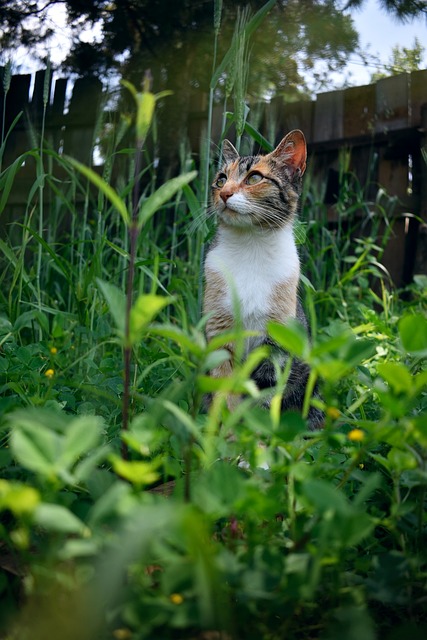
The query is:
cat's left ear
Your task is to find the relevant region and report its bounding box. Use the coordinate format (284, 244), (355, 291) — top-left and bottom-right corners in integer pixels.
(271, 129), (307, 176)
(221, 139), (239, 164)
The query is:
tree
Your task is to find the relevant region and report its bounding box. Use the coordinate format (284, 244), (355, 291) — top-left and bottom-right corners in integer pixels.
(1, 1), (426, 167)
(370, 36), (425, 81)
(0, 1), (358, 95)
(345, 0), (427, 21)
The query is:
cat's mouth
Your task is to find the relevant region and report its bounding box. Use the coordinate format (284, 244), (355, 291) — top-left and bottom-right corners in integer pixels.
(219, 207), (254, 229)
(219, 199), (247, 216)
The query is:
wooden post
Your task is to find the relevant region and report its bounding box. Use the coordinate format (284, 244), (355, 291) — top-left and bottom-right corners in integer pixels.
(375, 73), (409, 133)
(62, 77), (103, 164)
(413, 103), (427, 277)
(313, 90), (344, 142)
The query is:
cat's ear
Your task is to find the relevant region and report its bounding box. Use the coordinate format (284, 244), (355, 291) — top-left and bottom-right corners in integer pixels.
(221, 139), (239, 164)
(271, 129), (307, 176)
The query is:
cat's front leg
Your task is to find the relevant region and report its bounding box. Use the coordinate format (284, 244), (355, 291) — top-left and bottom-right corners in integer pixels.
(205, 311), (239, 410)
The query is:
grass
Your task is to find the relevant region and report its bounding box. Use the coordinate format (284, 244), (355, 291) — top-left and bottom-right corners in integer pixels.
(1, 10), (427, 639)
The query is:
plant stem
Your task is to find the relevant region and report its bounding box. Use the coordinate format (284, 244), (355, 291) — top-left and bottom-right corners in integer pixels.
(122, 142), (143, 458)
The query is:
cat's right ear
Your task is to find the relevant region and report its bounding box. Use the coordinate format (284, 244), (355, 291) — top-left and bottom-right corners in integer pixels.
(271, 129), (307, 176)
(221, 139), (239, 164)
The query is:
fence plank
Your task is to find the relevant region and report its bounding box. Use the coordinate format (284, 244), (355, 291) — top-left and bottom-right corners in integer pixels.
(375, 73), (409, 133)
(343, 84), (376, 138)
(62, 77), (103, 162)
(313, 90), (344, 142)
(266, 97), (314, 143)
(410, 69), (427, 127)
(31, 69), (52, 128)
(2, 74), (31, 131)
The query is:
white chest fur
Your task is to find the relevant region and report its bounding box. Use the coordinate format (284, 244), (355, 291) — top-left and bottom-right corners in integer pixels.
(205, 225), (300, 328)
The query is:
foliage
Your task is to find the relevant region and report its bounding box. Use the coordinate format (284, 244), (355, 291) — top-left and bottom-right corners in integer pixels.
(370, 36), (425, 82)
(1, 11), (427, 638)
(1, 0), (357, 98)
(346, 0), (427, 22)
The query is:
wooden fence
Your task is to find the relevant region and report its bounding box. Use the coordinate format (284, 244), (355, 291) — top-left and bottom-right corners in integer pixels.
(261, 70), (427, 287)
(1, 67), (427, 287)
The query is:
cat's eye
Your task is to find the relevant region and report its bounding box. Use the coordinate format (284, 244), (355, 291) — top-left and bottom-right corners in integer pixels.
(214, 175), (227, 188)
(246, 172), (263, 185)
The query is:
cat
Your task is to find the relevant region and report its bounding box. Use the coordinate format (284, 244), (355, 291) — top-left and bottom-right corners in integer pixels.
(203, 129), (323, 430)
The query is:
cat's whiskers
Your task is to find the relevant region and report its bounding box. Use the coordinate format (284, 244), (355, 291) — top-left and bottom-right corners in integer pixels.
(187, 205), (217, 235)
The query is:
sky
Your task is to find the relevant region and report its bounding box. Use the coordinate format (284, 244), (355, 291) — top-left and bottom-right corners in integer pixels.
(9, 0), (427, 89)
(342, 0), (427, 85)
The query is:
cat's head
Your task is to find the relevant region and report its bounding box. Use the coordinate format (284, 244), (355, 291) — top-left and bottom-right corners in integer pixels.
(211, 129), (306, 230)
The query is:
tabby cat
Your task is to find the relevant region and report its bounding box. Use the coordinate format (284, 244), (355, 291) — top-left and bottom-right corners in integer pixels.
(203, 129), (323, 429)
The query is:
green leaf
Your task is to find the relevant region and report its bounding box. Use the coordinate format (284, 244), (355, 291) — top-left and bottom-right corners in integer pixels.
(13, 310), (49, 335)
(138, 171), (197, 228)
(387, 447), (417, 472)
(129, 294), (173, 344)
(414, 370), (427, 393)
(352, 472), (382, 508)
(58, 539), (99, 560)
(242, 120), (273, 152)
(240, 345), (270, 377)
(121, 80), (172, 142)
(88, 481), (133, 527)
(202, 349), (230, 372)
(34, 503), (89, 535)
(150, 324), (204, 357)
(377, 362), (413, 395)
(9, 410), (104, 484)
(210, 0), (276, 89)
(326, 606), (376, 640)
(23, 226), (72, 284)
(60, 415), (103, 467)
(207, 329), (258, 352)
(161, 400), (202, 442)
(0, 480), (40, 515)
(120, 78), (138, 100)
(399, 313), (427, 355)
(0, 238), (35, 294)
(182, 183), (203, 218)
(343, 338), (376, 367)
(67, 157), (130, 226)
(300, 480), (374, 546)
(74, 444), (112, 483)
(300, 479), (350, 515)
(268, 320), (309, 358)
(0, 153), (27, 215)
(276, 412), (306, 441)
(109, 455), (160, 486)
(10, 423), (59, 476)
(193, 462), (246, 517)
(0, 111), (23, 161)
(315, 360), (351, 382)
(97, 278), (126, 336)
(197, 374), (258, 396)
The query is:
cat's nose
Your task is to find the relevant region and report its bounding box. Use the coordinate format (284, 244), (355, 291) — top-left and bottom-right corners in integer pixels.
(220, 190), (232, 203)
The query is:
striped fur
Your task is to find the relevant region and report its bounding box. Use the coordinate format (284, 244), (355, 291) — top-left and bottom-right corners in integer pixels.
(203, 130), (323, 429)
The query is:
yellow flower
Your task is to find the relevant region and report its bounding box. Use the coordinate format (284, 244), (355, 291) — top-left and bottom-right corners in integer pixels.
(326, 407), (341, 420)
(113, 630), (132, 640)
(348, 428), (365, 442)
(44, 368), (55, 379)
(170, 593), (184, 605)
(50, 347), (58, 355)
